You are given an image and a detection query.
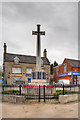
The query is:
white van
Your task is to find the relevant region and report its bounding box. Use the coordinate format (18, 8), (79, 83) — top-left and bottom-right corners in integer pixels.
(55, 79), (70, 85)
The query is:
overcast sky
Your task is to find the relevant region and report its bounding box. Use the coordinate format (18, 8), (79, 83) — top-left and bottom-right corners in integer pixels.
(0, 2), (78, 67)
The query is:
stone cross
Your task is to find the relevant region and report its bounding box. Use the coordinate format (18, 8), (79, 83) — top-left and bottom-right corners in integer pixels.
(32, 24), (45, 71)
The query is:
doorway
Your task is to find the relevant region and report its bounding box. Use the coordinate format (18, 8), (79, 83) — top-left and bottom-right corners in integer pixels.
(28, 78), (31, 83)
(73, 75), (77, 85)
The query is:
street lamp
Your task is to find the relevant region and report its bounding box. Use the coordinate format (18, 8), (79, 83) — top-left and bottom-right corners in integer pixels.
(72, 68), (73, 84)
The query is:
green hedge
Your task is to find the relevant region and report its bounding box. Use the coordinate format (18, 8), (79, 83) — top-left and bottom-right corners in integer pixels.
(2, 89), (76, 99)
(2, 90), (26, 96)
(2, 90), (20, 95)
(54, 90), (76, 99)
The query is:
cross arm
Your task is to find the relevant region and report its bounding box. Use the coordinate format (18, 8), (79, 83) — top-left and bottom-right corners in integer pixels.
(32, 31), (38, 35)
(40, 31), (45, 35)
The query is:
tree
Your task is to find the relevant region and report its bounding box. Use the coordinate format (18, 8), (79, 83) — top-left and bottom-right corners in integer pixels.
(50, 64), (54, 75)
(53, 61), (58, 67)
(50, 61), (58, 75)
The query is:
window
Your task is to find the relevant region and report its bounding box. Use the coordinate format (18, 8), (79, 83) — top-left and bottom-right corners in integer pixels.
(26, 68), (32, 74)
(37, 72), (39, 79)
(43, 72), (46, 79)
(37, 72), (41, 79)
(39, 72), (41, 79)
(13, 77), (21, 84)
(64, 64), (66, 72)
(12, 67), (21, 74)
(77, 76), (80, 84)
(56, 67), (59, 74)
(28, 78), (31, 83)
(14, 56), (19, 65)
(32, 72), (36, 79)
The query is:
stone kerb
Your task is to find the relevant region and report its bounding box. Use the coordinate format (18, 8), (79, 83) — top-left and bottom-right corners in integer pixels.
(59, 94), (78, 104)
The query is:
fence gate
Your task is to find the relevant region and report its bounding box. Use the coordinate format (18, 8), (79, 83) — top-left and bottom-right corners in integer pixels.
(22, 85), (55, 103)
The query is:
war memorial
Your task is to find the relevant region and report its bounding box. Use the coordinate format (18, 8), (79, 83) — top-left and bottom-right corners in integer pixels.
(29, 24), (49, 86)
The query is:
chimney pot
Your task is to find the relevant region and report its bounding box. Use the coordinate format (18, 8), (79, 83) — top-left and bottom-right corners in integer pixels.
(4, 43), (7, 54)
(43, 48), (47, 57)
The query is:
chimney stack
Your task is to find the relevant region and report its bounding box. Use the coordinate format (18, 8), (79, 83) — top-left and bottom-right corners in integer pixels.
(4, 43), (7, 54)
(43, 48), (47, 58)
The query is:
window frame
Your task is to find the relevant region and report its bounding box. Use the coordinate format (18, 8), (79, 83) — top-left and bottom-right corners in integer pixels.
(63, 64), (67, 73)
(26, 68), (32, 75)
(13, 77), (21, 84)
(56, 66), (59, 74)
(14, 56), (19, 65)
(12, 67), (21, 74)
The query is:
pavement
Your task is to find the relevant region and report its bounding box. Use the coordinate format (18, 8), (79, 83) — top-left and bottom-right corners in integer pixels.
(0, 101), (79, 118)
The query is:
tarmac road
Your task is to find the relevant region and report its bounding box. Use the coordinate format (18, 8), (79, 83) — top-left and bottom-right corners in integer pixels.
(0, 101), (78, 118)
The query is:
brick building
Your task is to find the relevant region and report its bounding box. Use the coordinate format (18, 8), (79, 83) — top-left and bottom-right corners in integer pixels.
(53, 58), (80, 84)
(3, 43), (50, 84)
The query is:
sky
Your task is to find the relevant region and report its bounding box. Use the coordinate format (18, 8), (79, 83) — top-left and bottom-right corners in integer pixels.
(0, 1), (78, 67)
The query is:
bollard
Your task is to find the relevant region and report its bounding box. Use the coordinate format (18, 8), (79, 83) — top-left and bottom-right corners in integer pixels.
(44, 85), (45, 103)
(63, 84), (64, 95)
(39, 85), (40, 102)
(19, 84), (21, 95)
(2, 85), (4, 92)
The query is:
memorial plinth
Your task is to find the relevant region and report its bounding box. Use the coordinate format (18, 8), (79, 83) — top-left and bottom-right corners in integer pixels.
(29, 71), (49, 86)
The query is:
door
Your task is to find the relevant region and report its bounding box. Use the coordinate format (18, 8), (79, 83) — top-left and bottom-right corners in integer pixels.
(28, 78), (31, 83)
(73, 75), (77, 85)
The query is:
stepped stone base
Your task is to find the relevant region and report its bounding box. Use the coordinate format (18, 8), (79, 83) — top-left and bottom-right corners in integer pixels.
(28, 79), (49, 86)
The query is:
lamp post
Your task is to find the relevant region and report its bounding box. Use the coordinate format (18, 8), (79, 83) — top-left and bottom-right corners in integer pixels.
(72, 68), (73, 84)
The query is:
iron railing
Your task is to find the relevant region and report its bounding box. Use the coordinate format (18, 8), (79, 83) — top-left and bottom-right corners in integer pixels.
(1, 84), (79, 103)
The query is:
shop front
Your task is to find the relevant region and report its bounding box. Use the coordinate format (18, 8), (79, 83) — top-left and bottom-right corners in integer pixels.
(58, 72), (80, 85)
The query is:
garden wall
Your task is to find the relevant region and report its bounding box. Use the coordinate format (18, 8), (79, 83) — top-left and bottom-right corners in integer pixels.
(2, 95), (26, 103)
(2, 94), (78, 104)
(59, 94), (78, 104)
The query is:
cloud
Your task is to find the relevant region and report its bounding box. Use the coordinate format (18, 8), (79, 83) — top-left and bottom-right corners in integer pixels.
(1, 2), (78, 65)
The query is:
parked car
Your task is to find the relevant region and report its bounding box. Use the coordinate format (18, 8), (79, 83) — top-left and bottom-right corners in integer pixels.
(77, 81), (80, 84)
(54, 79), (70, 85)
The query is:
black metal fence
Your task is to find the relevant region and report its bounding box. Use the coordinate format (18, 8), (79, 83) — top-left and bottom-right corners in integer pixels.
(1, 84), (79, 103)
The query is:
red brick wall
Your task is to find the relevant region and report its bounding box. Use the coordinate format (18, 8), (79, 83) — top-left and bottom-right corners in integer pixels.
(53, 59), (80, 84)
(54, 59), (72, 83)
(53, 67), (58, 83)
(59, 59), (72, 74)
(73, 67), (80, 72)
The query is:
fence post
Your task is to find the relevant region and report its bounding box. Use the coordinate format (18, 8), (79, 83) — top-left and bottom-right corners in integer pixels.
(70, 84), (71, 91)
(19, 84), (21, 95)
(39, 85), (40, 102)
(51, 86), (52, 94)
(44, 85), (45, 103)
(78, 85), (80, 101)
(63, 84), (64, 95)
(2, 85), (4, 92)
(79, 85), (80, 94)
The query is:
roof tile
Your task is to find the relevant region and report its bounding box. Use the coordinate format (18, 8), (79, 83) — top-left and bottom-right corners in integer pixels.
(65, 58), (80, 67)
(4, 53), (50, 65)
